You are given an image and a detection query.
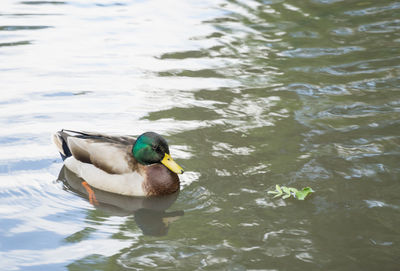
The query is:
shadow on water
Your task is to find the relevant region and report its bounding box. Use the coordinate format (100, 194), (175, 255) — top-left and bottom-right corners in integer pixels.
(57, 166), (184, 237)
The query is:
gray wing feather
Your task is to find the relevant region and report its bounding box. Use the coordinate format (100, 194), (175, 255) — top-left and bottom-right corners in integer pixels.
(59, 130), (138, 174)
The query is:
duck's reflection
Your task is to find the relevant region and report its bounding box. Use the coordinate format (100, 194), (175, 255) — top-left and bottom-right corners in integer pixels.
(57, 166), (183, 236)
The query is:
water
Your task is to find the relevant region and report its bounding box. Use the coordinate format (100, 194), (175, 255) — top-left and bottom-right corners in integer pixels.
(1, 0), (399, 270)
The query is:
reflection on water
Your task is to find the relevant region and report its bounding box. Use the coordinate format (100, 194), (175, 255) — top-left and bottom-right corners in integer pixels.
(0, 0), (399, 270)
(58, 166), (183, 237)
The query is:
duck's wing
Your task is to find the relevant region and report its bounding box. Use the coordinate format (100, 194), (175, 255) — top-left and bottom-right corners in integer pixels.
(53, 130), (138, 174)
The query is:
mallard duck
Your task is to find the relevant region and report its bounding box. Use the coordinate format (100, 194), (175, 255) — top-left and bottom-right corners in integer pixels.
(53, 130), (184, 199)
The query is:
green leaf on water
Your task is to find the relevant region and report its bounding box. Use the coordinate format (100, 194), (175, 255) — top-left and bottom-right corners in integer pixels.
(282, 194), (291, 199)
(268, 184), (283, 198)
(273, 193), (282, 198)
(295, 187), (315, 200)
(281, 186), (290, 194)
(267, 185), (314, 200)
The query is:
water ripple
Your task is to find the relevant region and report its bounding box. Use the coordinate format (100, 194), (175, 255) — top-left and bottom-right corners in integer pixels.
(279, 46), (364, 58)
(345, 2), (400, 16)
(358, 19), (400, 34)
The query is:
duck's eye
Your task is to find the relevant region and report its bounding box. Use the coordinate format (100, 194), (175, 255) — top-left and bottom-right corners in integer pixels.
(154, 146), (162, 153)
(152, 145), (157, 151)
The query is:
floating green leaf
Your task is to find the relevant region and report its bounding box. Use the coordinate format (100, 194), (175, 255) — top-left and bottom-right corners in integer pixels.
(282, 186), (291, 194)
(267, 185), (314, 200)
(282, 193), (291, 199)
(267, 184), (283, 198)
(276, 184), (282, 194)
(295, 187), (314, 200)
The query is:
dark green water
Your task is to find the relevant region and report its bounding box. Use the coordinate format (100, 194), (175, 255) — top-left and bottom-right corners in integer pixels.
(0, 0), (399, 270)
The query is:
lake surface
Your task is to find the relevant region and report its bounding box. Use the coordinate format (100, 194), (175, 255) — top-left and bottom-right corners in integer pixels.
(1, 0), (399, 270)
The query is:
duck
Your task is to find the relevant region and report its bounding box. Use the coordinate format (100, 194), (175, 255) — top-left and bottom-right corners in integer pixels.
(52, 130), (184, 201)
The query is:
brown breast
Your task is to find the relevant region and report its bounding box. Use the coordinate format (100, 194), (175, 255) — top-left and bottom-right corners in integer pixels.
(143, 164), (180, 196)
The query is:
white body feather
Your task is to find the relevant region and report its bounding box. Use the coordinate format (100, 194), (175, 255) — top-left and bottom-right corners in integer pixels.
(64, 157), (147, 196)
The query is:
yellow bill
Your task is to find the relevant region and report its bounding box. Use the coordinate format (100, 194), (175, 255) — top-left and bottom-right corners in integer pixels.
(161, 153), (184, 174)
(162, 216), (181, 227)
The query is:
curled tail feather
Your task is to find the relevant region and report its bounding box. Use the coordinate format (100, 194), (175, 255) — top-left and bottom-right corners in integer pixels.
(52, 130), (72, 160)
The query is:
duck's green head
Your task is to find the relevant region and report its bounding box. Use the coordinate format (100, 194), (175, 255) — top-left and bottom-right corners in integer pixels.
(132, 132), (184, 174)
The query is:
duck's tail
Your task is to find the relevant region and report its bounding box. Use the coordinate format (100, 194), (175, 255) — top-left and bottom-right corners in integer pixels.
(52, 130), (73, 161)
